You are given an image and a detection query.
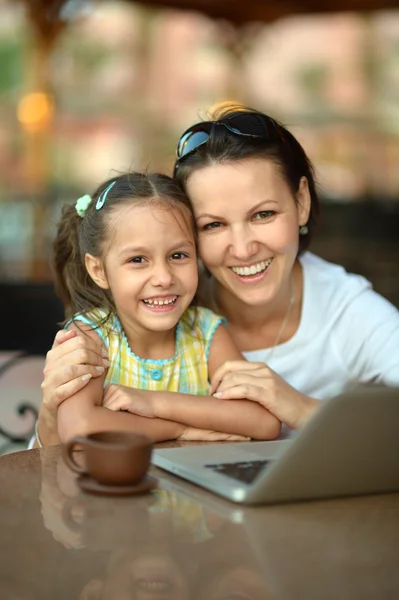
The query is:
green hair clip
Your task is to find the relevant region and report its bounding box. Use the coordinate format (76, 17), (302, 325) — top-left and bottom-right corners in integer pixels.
(75, 194), (92, 217)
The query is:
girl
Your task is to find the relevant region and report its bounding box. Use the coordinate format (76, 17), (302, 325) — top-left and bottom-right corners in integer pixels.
(52, 172), (280, 444)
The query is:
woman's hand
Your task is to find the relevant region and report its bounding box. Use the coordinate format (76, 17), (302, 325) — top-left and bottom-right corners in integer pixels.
(42, 329), (109, 416)
(211, 360), (320, 430)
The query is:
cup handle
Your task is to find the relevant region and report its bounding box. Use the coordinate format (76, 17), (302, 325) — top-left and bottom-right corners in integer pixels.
(63, 437), (88, 475)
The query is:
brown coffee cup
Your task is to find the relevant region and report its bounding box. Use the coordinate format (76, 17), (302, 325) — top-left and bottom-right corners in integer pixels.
(63, 431), (153, 486)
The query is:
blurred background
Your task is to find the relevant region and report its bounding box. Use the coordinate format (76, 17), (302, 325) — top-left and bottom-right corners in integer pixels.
(0, 0), (398, 353)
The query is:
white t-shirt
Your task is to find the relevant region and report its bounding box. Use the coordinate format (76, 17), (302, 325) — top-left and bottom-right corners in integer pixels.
(243, 252), (399, 400)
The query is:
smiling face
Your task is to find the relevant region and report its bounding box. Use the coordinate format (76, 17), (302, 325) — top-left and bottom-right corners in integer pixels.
(94, 551), (189, 600)
(79, 546), (189, 600)
(85, 200), (198, 339)
(186, 158), (310, 309)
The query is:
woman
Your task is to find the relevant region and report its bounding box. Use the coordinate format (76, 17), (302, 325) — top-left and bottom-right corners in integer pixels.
(36, 104), (399, 446)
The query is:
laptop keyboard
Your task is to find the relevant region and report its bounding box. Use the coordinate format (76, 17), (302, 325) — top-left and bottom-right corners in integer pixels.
(204, 460), (270, 485)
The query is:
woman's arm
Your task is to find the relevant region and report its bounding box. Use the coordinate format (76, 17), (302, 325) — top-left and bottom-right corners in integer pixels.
(36, 328), (108, 446)
(104, 326), (282, 440)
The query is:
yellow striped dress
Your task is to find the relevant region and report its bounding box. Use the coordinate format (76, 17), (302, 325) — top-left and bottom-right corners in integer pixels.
(72, 306), (225, 395)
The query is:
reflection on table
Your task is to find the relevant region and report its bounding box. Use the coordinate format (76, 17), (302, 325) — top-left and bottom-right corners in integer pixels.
(0, 445), (398, 599)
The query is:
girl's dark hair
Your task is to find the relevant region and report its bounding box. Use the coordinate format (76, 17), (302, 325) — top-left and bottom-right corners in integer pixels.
(174, 104), (320, 254)
(53, 172), (194, 322)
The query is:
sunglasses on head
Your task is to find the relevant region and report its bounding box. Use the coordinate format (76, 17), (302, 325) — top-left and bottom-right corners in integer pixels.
(174, 112), (286, 172)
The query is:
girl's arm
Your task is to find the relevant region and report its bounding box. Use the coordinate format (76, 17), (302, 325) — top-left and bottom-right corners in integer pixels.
(57, 326), (186, 444)
(36, 328), (256, 445)
(104, 326), (281, 440)
(57, 378), (186, 443)
(155, 325), (281, 440)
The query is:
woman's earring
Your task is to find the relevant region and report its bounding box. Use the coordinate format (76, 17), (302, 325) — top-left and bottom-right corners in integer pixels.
(299, 224), (308, 235)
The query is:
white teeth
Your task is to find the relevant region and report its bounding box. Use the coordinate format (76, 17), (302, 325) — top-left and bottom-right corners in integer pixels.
(231, 259), (273, 277)
(143, 296), (177, 306)
(136, 580), (171, 591)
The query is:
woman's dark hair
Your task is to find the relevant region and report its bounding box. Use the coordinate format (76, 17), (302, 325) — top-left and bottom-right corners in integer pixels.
(174, 104), (320, 254)
(53, 172), (195, 322)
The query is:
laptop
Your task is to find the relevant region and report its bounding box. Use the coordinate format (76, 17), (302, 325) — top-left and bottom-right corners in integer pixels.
(152, 386), (399, 505)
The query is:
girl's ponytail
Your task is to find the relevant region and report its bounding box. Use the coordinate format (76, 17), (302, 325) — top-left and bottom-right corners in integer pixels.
(52, 202), (110, 320)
